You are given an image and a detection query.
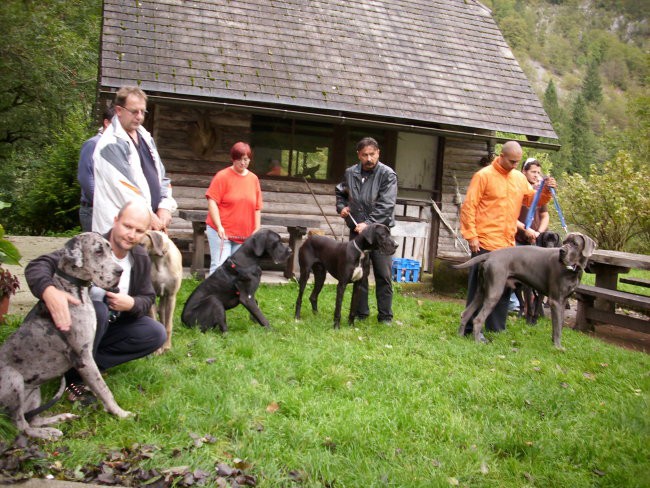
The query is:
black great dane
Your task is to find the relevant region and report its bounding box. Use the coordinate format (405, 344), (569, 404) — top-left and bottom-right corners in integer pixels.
(294, 223), (398, 328)
(182, 229), (291, 332)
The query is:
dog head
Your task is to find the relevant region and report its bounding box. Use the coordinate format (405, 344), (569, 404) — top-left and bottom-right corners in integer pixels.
(250, 229), (292, 264)
(141, 230), (169, 257)
(559, 232), (597, 270)
(61, 232), (122, 289)
(536, 231), (561, 248)
(358, 224), (398, 255)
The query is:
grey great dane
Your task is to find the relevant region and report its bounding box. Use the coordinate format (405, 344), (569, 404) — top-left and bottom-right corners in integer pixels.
(294, 223), (398, 328)
(455, 232), (596, 349)
(0, 233), (132, 439)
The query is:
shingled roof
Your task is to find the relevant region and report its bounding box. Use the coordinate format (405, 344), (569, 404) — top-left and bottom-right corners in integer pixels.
(99, 0), (557, 140)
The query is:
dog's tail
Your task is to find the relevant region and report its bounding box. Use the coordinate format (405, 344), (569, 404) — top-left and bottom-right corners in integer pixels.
(452, 253), (490, 270)
(24, 376), (67, 421)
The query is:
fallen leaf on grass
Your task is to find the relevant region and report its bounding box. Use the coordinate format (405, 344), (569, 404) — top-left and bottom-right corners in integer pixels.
(480, 462), (489, 474)
(583, 372), (596, 380)
(448, 476), (460, 485)
(266, 401), (280, 413)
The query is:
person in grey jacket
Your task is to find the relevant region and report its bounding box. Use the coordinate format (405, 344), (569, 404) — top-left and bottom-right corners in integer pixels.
(77, 106), (114, 231)
(335, 137), (398, 323)
(25, 200), (166, 401)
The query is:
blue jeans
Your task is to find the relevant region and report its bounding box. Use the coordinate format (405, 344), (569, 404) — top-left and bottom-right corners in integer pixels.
(79, 205), (93, 232)
(206, 226), (242, 275)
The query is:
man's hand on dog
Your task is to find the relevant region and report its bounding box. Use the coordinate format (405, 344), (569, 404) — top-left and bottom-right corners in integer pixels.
(42, 286), (81, 332)
(105, 291), (135, 312)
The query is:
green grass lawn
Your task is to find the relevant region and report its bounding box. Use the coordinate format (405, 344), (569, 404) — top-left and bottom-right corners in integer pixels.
(1, 280), (649, 487)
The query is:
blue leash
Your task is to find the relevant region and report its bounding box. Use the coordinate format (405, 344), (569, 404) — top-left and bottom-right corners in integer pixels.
(550, 187), (568, 234)
(524, 178), (569, 234)
(524, 179), (545, 230)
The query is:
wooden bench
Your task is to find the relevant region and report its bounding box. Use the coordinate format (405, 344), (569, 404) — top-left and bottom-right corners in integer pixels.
(619, 277), (650, 289)
(574, 284), (650, 333)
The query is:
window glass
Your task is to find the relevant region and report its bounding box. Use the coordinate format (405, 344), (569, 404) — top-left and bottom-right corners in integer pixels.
(252, 117), (332, 180)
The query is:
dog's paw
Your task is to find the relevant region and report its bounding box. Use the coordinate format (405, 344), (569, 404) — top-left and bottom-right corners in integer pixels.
(112, 408), (134, 418)
(25, 426), (64, 440)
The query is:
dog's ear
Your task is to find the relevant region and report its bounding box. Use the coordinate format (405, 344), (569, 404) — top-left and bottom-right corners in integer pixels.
(579, 234), (596, 260)
(251, 230), (268, 257)
(64, 237), (84, 268)
(361, 224), (376, 245)
(148, 231), (167, 256)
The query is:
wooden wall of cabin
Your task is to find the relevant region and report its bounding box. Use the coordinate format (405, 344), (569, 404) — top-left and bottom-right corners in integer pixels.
(149, 102), (437, 271)
(435, 137), (492, 262)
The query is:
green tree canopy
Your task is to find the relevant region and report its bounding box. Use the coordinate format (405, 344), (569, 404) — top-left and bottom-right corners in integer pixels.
(560, 152), (649, 252)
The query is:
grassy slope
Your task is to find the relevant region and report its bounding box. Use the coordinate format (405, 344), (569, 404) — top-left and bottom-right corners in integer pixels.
(1, 280), (649, 487)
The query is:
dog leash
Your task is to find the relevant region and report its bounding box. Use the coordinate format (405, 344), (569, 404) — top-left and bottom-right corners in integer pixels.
(218, 234), (248, 263)
(24, 377), (67, 421)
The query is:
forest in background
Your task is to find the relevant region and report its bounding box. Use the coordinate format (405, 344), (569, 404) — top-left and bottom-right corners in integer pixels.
(0, 0), (647, 249)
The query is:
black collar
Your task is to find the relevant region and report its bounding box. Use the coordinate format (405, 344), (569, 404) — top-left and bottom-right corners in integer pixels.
(55, 268), (92, 288)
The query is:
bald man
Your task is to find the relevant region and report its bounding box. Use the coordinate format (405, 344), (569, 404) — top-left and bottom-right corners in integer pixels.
(25, 200), (166, 401)
(459, 141), (557, 339)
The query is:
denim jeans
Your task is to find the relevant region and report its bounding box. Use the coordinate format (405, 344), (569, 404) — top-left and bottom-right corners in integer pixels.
(206, 225), (242, 275)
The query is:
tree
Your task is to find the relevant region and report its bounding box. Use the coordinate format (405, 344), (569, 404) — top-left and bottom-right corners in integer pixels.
(582, 60), (603, 105)
(560, 152), (649, 252)
(0, 1), (101, 155)
(543, 79), (561, 121)
(568, 94), (597, 175)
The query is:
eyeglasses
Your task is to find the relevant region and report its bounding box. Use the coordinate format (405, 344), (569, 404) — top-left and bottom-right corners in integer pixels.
(119, 105), (148, 116)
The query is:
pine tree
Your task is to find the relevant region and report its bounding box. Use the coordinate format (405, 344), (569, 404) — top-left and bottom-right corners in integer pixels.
(543, 79), (560, 121)
(582, 60), (603, 105)
(569, 94), (595, 175)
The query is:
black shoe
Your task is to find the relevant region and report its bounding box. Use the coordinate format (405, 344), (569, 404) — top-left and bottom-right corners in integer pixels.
(66, 382), (96, 405)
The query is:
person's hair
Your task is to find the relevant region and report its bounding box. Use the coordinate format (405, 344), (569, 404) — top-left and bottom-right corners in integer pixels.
(522, 158), (541, 171)
(230, 141), (252, 161)
(102, 105), (115, 122)
(356, 137), (379, 152)
(115, 86), (147, 107)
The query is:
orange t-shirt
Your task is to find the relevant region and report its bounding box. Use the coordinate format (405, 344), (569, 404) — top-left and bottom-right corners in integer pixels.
(460, 158), (551, 251)
(205, 167), (263, 243)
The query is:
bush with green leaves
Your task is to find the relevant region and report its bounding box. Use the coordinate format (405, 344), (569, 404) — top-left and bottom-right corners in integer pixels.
(560, 151), (649, 252)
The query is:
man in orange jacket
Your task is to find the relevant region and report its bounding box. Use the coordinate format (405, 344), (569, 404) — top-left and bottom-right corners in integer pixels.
(459, 141), (557, 340)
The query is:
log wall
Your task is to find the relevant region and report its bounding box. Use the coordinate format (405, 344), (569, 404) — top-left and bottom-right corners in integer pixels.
(149, 102), (486, 271)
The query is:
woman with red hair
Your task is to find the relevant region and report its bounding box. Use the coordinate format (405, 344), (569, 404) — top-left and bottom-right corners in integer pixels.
(205, 142), (263, 274)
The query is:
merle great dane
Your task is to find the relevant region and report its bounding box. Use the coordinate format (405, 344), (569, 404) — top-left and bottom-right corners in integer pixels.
(0, 233), (132, 439)
(455, 232), (596, 349)
(294, 223), (398, 328)
(182, 229), (292, 332)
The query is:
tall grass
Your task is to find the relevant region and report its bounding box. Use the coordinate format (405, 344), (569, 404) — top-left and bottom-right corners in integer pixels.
(1, 280), (648, 487)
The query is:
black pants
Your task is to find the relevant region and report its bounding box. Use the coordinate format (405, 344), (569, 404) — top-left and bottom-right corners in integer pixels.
(461, 248), (511, 334)
(351, 232), (393, 322)
(66, 300), (166, 384)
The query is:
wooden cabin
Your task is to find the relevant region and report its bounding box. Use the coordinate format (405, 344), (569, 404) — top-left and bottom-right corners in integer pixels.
(97, 0), (558, 272)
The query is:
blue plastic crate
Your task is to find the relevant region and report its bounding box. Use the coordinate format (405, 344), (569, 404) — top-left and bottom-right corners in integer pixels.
(391, 258), (420, 282)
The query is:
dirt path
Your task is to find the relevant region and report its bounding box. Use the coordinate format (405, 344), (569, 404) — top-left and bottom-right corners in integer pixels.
(4, 235), (70, 315)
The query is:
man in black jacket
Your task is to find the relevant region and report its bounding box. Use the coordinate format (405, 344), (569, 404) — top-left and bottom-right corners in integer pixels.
(335, 137), (398, 323)
(25, 200), (166, 399)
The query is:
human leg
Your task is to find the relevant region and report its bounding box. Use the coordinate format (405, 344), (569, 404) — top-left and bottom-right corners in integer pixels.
(94, 315), (167, 371)
(207, 226), (230, 274)
(372, 251), (393, 322)
(79, 206), (93, 232)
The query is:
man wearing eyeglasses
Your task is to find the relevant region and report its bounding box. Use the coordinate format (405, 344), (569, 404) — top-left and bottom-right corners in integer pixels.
(92, 86), (177, 233)
(459, 141), (557, 340)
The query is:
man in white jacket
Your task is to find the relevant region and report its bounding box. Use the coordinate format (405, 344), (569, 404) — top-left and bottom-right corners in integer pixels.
(92, 86), (177, 233)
